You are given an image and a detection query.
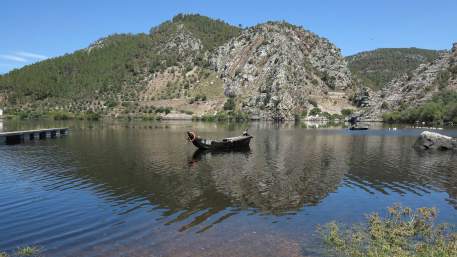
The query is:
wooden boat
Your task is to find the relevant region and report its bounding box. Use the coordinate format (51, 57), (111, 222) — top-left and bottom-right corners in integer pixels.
(187, 131), (253, 150)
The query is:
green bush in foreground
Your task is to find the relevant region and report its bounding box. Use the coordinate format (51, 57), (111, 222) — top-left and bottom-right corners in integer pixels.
(15, 246), (40, 257)
(320, 205), (457, 257)
(0, 246), (41, 257)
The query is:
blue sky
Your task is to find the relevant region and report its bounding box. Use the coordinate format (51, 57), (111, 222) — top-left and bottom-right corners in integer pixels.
(1, 0), (456, 74)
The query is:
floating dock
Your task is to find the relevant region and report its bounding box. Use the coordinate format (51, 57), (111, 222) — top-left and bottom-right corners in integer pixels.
(0, 128), (69, 144)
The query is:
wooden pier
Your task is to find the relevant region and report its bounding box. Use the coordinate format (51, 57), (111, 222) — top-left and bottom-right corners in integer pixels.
(0, 128), (69, 144)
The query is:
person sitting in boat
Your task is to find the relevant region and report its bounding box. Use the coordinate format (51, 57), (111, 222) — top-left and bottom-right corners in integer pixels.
(349, 116), (359, 129)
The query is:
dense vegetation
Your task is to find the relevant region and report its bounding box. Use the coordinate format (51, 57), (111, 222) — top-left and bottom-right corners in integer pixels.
(0, 14), (241, 116)
(192, 110), (250, 122)
(151, 14), (241, 51)
(382, 90), (457, 124)
(1, 34), (155, 103)
(346, 48), (441, 90)
(321, 205), (457, 257)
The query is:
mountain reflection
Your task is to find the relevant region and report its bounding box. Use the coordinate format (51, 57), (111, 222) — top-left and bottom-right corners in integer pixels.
(4, 122), (457, 233)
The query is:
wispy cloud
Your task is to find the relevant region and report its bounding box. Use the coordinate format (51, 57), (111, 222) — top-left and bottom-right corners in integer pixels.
(0, 51), (48, 74)
(0, 51), (48, 63)
(0, 63), (16, 67)
(0, 54), (28, 62)
(15, 51), (48, 60)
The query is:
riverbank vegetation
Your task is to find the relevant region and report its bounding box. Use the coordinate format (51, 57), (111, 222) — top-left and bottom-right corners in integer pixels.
(192, 110), (250, 122)
(321, 205), (457, 257)
(294, 108), (352, 122)
(3, 106), (356, 123)
(383, 91), (457, 125)
(3, 109), (101, 121)
(2, 104), (174, 121)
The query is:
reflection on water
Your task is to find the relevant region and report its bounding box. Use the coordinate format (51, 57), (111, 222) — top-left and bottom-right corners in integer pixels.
(1, 121), (457, 257)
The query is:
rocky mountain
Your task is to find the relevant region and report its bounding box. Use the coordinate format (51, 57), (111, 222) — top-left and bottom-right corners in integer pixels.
(346, 48), (442, 90)
(362, 43), (457, 121)
(0, 14), (355, 120)
(211, 22), (353, 120)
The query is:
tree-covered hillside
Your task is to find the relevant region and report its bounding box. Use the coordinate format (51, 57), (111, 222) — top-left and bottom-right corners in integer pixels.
(346, 48), (442, 90)
(0, 14), (241, 113)
(151, 14), (241, 51)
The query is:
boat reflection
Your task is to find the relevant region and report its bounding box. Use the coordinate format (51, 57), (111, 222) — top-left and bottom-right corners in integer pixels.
(190, 148), (252, 163)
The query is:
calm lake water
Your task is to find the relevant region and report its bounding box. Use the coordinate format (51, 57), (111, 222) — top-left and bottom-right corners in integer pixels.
(1, 120), (457, 257)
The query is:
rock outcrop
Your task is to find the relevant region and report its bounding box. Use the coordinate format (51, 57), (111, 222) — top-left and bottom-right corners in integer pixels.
(158, 24), (203, 63)
(210, 22), (353, 120)
(363, 43), (457, 120)
(414, 131), (457, 151)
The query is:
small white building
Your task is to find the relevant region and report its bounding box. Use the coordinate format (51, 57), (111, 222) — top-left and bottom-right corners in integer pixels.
(0, 108), (3, 117)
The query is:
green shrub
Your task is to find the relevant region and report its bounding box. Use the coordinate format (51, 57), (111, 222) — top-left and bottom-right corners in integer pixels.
(181, 110), (193, 115)
(49, 111), (74, 120)
(84, 111), (100, 120)
(188, 94), (208, 104)
(223, 97), (236, 110)
(294, 113), (301, 121)
(320, 205), (457, 257)
(340, 109), (354, 117)
(330, 113), (343, 121)
(15, 246), (40, 257)
(382, 111), (401, 123)
(230, 111), (249, 121)
(155, 106), (171, 114)
(309, 107), (321, 116)
(140, 114), (159, 121)
(419, 102), (444, 122)
(382, 91), (457, 124)
(104, 99), (118, 108)
(322, 112), (332, 119)
(434, 70), (451, 89)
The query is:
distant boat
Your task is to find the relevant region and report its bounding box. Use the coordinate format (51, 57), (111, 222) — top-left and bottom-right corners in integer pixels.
(187, 131), (253, 150)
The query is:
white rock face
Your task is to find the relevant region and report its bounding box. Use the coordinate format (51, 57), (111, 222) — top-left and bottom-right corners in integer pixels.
(210, 22), (353, 120)
(159, 24), (203, 63)
(414, 131), (457, 150)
